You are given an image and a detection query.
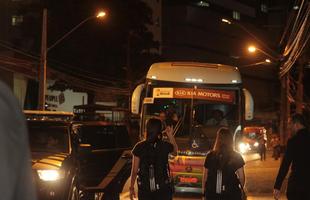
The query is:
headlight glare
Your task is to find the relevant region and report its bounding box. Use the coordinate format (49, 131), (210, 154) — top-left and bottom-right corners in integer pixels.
(37, 170), (64, 181)
(238, 142), (250, 154)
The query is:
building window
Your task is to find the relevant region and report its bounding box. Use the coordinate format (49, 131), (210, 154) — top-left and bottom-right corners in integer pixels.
(197, 1), (210, 7)
(12, 15), (23, 26)
(261, 4), (268, 13)
(232, 11), (240, 20)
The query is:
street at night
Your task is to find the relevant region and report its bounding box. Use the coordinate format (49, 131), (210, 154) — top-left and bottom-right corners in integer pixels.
(120, 151), (287, 200)
(1, 0), (310, 200)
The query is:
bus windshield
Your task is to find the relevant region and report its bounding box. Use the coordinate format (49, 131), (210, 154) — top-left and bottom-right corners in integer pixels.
(142, 84), (240, 154)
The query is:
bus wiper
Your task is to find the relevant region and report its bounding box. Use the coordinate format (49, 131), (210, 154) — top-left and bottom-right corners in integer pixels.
(173, 104), (187, 136)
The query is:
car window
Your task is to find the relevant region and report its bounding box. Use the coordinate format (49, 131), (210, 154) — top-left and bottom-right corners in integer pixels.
(28, 125), (70, 153)
(79, 125), (130, 149)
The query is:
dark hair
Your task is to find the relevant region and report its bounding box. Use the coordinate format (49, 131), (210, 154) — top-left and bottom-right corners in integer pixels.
(146, 118), (163, 143)
(213, 128), (234, 169)
(213, 127), (234, 152)
(291, 113), (307, 128)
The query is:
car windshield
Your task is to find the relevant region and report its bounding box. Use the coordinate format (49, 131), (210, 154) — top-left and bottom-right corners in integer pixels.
(28, 125), (70, 153)
(79, 125), (131, 149)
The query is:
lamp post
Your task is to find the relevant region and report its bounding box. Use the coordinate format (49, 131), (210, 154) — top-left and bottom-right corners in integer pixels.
(38, 10), (106, 110)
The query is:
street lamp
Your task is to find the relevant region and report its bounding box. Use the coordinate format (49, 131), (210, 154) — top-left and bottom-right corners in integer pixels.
(38, 10), (106, 110)
(247, 45), (279, 61)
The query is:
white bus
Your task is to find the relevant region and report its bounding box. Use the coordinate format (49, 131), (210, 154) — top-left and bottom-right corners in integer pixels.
(131, 62), (254, 194)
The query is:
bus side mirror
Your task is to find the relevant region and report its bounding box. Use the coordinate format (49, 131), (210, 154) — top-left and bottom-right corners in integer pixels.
(243, 88), (254, 121)
(131, 84), (144, 115)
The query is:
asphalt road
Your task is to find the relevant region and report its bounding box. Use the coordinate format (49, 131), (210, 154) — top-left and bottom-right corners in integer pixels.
(121, 151), (287, 200)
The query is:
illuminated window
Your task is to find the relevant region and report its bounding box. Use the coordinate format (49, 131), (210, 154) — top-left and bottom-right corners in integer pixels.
(197, 1), (210, 7)
(261, 4), (268, 13)
(232, 11), (240, 20)
(12, 15), (23, 26)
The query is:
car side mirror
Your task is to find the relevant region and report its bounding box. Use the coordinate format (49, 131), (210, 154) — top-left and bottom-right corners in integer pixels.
(79, 143), (92, 154)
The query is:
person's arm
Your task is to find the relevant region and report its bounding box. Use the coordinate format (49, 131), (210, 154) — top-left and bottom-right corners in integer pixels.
(165, 125), (178, 154)
(202, 167), (208, 195)
(129, 155), (140, 200)
(273, 140), (293, 199)
(236, 167), (245, 187)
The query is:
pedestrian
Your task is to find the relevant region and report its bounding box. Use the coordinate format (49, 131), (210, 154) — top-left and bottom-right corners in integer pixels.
(202, 127), (245, 200)
(273, 113), (310, 200)
(129, 118), (178, 200)
(0, 81), (37, 200)
(258, 138), (267, 161)
(271, 135), (281, 160)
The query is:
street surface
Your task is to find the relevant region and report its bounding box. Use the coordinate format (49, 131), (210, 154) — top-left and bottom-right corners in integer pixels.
(121, 150), (288, 200)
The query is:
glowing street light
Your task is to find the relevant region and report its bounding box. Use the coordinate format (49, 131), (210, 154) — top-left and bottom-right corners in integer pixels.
(248, 46), (257, 53)
(265, 58), (271, 63)
(38, 10), (107, 110)
(96, 11), (106, 18)
(247, 45), (278, 61)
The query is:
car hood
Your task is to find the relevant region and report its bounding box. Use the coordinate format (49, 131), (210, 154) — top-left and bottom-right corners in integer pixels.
(31, 152), (69, 170)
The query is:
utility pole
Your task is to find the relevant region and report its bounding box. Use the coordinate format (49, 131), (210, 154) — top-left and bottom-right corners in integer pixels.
(296, 57), (305, 114)
(126, 32), (133, 113)
(279, 73), (288, 145)
(38, 8), (47, 110)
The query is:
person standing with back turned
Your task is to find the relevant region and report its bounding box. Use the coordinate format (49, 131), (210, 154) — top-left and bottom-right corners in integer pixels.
(129, 118), (178, 200)
(0, 81), (37, 200)
(202, 127), (245, 200)
(273, 113), (310, 200)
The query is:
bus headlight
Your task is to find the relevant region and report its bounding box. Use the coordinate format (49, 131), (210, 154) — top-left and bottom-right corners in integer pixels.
(37, 170), (64, 181)
(238, 142), (250, 154)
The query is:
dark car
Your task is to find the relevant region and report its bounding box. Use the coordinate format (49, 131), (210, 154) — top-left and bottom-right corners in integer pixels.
(25, 110), (79, 200)
(72, 120), (132, 200)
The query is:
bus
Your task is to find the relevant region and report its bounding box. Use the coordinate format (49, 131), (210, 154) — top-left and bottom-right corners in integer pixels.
(131, 62), (254, 194)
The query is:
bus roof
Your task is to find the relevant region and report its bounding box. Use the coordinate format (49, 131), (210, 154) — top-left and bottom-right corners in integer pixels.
(146, 62), (242, 84)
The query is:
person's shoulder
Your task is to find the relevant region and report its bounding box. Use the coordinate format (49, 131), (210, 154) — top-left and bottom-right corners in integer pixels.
(133, 140), (147, 148)
(161, 140), (174, 149)
(232, 150), (243, 159)
(206, 150), (216, 157)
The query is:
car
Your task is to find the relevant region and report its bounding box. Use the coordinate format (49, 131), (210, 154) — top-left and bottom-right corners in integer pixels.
(25, 110), (80, 200)
(72, 120), (132, 200)
(238, 126), (267, 154)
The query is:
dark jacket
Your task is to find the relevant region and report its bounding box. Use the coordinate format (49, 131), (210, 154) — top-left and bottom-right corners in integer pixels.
(0, 81), (37, 200)
(274, 128), (310, 190)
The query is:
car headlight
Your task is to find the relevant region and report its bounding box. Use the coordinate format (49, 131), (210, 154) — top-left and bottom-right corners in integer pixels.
(37, 170), (64, 181)
(254, 142), (259, 147)
(238, 142), (250, 154)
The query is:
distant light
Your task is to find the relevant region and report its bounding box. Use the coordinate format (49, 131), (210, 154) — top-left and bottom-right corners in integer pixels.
(185, 78), (203, 83)
(232, 80), (238, 83)
(151, 75), (157, 79)
(221, 18), (231, 24)
(265, 59), (271, 63)
(293, 6), (299, 10)
(248, 46), (256, 53)
(97, 11), (106, 18)
(197, 1), (210, 7)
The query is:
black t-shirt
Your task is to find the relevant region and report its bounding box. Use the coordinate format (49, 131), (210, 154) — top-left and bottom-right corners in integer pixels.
(132, 140), (174, 191)
(132, 140), (173, 163)
(204, 150), (245, 197)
